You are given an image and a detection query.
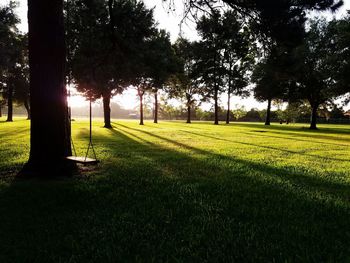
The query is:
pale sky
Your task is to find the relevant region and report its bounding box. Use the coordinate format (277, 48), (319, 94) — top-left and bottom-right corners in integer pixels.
(5, 0), (350, 111)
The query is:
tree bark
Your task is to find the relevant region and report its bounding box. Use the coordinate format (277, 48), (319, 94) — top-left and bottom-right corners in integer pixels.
(310, 103), (318, 130)
(265, 98), (272, 125)
(154, 91), (158, 123)
(139, 93), (144, 125)
(6, 86), (13, 122)
(24, 99), (31, 120)
(226, 87), (230, 124)
(19, 0), (74, 177)
(187, 104), (191, 124)
(214, 86), (219, 125)
(102, 92), (112, 128)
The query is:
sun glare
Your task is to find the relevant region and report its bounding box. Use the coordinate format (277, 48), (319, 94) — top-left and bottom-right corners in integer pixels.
(68, 95), (89, 108)
(112, 89), (138, 110)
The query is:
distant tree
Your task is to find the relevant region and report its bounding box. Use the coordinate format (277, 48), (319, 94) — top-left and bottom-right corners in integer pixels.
(194, 11), (227, 125)
(137, 85), (145, 125)
(5, 63), (29, 120)
(135, 79), (152, 125)
(232, 105), (247, 121)
(12, 34), (30, 119)
(329, 104), (346, 119)
(168, 38), (203, 123)
(241, 108), (262, 122)
(251, 49), (291, 125)
(220, 11), (254, 124)
(0, 96), (5, 117)
(67, 0), (155, 128)
(0, 1), (20, 122)
(145, 29), (178, 124)
(294, 18), (347, 129)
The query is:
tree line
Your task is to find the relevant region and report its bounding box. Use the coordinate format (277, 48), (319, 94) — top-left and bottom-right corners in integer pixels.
(1, 1), (349, 130)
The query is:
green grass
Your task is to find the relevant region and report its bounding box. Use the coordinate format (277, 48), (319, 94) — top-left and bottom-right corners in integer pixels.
(0, 117), (350, 262)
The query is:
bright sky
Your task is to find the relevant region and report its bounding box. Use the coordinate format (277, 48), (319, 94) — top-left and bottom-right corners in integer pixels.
(6, 0), (350, 111)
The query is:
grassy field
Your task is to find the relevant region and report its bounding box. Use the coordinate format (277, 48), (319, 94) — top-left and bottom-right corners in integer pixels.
(0, 117), (350, 262)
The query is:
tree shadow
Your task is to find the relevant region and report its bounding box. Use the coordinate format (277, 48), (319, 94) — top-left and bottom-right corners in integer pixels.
(0, 122), (349, 262)
(115, 123), (350, 193)
(180, 130), (349, 162)
(232, 122), (350, 135)
(242, 130), (350, 147)
(260, 129), (350, 145)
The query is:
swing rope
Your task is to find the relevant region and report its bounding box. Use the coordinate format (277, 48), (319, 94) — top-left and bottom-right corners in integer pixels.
(67, 89), (99, 165)
(83, 97), (98, 162)
(66, 0), (98, 165)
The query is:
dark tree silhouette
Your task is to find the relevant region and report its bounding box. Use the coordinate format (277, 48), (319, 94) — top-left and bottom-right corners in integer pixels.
(194, 12), (226, 125)
(137, 83), (147, 125)
(172, 0), (343, 46)
(67, 0), (155, 128)
(294, 18), (346, 129)
(20, 0), (73, 177)
(146, 30), (178, 124)
(327, 14), (350, 104)
(0, 2), (20, 122)
(251, 49), (290, 125)
(169, 38), (202, 124)
(12, 35), (30, 120)
(220, 11), (253, 124)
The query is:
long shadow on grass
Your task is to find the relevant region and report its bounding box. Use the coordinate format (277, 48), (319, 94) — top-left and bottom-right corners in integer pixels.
(243, 130), (350, 147)
(171, 121), (350, 144)
(258, 129), (350, 145)
(232, 122), (350, 136)
(115, 123), (350, 195)
(181, 130), (349, 162)
(0, 123), (349, 262)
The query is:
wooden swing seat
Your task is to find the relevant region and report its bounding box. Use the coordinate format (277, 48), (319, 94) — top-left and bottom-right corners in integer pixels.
(66, 156), (99, 165)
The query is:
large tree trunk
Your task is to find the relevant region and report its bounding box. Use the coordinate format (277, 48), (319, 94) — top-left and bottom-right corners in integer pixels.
(310, 103), (318, 130)
(214, 86), (219, 125)
(24, 99), (31, 120)
(139, 93), (144, 125)
(19, 0), (74, 177)
(226, 87), (230, 124)
(6, 86), (13, 122)
(154, 91), (158, 123)
(102, 91), (112, 128)
(265, 98), (272, 125)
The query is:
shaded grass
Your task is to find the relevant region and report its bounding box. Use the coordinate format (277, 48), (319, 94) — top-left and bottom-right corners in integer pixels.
(0, 117), (350, 262)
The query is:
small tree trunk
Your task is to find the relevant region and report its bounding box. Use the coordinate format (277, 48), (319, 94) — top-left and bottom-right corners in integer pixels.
(139, 93), (144, 125)
(0, 105), (2, 117)
(226, 87), (230, 124)
(24, 99), (31, 120)
(214, 86), (219, 125)
(154, 91), (158, 123)
(102, 92), (112, 128)
(265, 98), (272, 125)
(6, 86), (13, 122)
(310, 103), (318, 130)
(187, 103), (191, 124)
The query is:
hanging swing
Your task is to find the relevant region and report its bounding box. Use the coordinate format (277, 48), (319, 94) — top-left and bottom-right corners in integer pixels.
(66, 94), (99, 165)
(64, 1), (98, 165)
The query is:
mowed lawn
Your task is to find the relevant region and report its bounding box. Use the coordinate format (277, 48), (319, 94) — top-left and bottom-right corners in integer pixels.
(0, 117), (350, 262)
